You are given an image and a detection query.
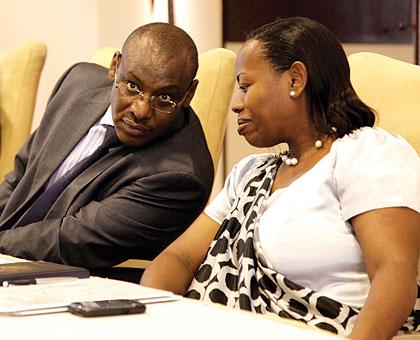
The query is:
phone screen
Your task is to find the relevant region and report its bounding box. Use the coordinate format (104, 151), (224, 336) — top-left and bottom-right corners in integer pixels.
(68, 299), (146, 317)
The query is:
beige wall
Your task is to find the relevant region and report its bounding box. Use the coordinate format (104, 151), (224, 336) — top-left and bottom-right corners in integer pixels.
(0, 0), (151, 131)
(171, 0), (224, 198)
(0, 0), (223, 131)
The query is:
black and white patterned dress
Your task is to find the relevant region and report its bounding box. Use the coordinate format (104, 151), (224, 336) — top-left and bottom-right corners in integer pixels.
(186, 144), (420, 336)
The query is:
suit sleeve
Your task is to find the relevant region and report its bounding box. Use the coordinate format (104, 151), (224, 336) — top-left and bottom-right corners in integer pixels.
(0, 171), (207, 269)
(0, 134), (34, 215)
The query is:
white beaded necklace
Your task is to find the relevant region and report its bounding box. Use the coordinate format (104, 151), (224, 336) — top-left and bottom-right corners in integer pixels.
(279, 139), (323, 166)
(279, 127), (336, 166)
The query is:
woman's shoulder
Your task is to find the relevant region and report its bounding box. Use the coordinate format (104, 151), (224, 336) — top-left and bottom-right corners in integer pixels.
(331, 127), (420, 178)
(332, 127), (420, 219)
(332, 127), (418, 162)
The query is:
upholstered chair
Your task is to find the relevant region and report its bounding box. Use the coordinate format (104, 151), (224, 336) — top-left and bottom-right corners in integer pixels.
(349, 52), (420, 340)
(0, 42), (47, 180)
(348, 52), (420, 154)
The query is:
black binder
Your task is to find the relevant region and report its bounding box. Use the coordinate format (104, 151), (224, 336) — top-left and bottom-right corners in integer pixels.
(0, 261), (89, 285)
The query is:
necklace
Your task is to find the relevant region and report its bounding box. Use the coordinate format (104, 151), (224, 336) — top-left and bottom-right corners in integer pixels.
(279, 139), (324, 166)
(279, 127), (337, 166)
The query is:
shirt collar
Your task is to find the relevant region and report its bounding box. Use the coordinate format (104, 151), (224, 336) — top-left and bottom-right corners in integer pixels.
(99, 105), (114, 126)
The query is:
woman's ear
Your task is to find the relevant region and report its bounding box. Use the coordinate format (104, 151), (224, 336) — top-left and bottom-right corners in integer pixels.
(108, 51), (121, 80)
(288, 61), (308, 98)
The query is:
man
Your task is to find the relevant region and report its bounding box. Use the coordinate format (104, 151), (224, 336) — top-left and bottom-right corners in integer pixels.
(0, 23), (214, 280)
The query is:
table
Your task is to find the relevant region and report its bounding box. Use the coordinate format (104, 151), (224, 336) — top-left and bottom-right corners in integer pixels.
(0, 255), (340, 340)
(0, 295), (341, 340)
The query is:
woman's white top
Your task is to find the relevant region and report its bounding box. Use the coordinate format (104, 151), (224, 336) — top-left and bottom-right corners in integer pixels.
(205, 127), (420, 308)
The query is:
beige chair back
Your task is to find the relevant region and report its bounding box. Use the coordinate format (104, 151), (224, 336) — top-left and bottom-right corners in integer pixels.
(0, 42), (47, 180)
(348, 52), (420, 154)
(348, 52), (420, 288)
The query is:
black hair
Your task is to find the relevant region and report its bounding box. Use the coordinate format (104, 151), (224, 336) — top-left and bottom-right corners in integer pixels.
(123, 22), (198, 81)
(248, 16), (375, 137)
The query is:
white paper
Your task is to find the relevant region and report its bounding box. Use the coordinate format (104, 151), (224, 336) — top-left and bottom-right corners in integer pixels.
(0, 276), (175, 315)
(0, 255), (27, 265)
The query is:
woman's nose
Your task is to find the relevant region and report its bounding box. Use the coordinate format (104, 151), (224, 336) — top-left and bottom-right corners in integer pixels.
(230, 89), (244, 114)
(231, 100), (244, 114)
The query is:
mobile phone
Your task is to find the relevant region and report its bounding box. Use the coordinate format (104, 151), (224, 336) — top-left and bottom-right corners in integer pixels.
(68, 299), (146, 317)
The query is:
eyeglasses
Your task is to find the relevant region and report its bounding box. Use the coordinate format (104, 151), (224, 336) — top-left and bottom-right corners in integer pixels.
(115, 79), (190, 113)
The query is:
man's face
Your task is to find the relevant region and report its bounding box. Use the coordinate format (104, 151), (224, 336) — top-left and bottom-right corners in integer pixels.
(108, 38), (197, 147)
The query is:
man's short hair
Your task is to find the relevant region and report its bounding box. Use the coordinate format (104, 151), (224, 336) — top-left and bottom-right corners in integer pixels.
(122, 22), (198, 81)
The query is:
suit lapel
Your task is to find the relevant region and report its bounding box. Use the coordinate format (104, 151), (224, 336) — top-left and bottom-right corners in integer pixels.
(46, 145), (129, 218)
(31, 90), (111, 196)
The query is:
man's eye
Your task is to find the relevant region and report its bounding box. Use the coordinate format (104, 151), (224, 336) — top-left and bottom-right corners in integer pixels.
(157, 94), (173, 102)
(126, 81), (139, 92)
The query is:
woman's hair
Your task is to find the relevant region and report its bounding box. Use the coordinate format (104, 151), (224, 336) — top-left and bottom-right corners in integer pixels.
(247, 17), (375, 137)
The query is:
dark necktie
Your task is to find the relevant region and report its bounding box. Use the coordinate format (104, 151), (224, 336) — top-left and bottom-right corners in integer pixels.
(13, 125), (120, 228)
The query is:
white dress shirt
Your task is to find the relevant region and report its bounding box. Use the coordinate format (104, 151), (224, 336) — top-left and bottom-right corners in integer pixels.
(47, 105), (114, 187)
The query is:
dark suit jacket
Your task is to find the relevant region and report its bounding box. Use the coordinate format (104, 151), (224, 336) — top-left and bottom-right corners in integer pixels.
(0, 63), (213, 271)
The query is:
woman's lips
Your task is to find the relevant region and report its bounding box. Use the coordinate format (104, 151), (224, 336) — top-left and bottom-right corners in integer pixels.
(121, 117), (152, 135)
(237, 118), (252, 135)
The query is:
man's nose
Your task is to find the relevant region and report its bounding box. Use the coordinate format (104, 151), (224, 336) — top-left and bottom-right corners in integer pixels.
(130, 97), (153, 120)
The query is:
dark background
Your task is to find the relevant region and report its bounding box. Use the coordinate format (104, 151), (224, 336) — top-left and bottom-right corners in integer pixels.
(223, 0), (413, 43)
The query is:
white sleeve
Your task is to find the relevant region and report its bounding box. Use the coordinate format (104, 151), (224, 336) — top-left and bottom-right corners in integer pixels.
(334, 127), (420, 220)
(205, 154), (272, 224)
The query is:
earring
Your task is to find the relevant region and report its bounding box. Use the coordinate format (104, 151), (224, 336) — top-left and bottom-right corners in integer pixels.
(290, 90), (296, 97)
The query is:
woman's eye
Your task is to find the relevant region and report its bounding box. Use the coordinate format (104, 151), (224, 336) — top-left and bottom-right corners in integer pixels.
(238, 84), (248, 93)
(126, 81), (139, 92)
(158, 94), (173, 102)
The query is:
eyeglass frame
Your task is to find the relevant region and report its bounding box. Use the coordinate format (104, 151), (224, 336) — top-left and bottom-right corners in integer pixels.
(114, 77), (193, 114)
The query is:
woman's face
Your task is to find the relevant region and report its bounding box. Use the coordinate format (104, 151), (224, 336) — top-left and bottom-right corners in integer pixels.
(232, 40), (297, 148)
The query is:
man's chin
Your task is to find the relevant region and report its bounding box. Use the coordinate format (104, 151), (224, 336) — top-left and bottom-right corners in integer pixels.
(119, 135), (151, 147)
(115, 123), (155, 147)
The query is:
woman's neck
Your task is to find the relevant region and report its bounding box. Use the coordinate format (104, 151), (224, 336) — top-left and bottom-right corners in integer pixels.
(272, 136), (334, 191)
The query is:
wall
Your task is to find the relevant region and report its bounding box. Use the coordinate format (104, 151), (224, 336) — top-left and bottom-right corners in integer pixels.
(0, 0), (151, 131)
(173, 0), (223, 53)
(171, 0), (225, 196)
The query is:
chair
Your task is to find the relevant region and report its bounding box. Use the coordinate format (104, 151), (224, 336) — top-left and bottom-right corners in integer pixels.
(349, 52), (420, 340)
(0, 42), (47, 180)
(348, 52), (420, 154)
(91, 47), (236, 273)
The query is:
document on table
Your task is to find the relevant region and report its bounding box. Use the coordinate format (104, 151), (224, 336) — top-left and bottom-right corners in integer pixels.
(0, 276), (178, 316)
(0, 255), (27, 265)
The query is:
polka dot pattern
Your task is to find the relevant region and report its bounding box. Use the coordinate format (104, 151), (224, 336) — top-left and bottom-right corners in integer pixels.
(186, 156), (419, 336)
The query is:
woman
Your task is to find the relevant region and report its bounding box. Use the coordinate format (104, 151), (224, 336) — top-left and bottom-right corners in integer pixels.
(141, 17), (419, 339)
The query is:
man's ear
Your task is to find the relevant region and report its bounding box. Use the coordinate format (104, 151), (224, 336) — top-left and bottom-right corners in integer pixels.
(182, 79), (199, 108)
(288, 61), (308, 97)
(108, 51), (121, 80)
